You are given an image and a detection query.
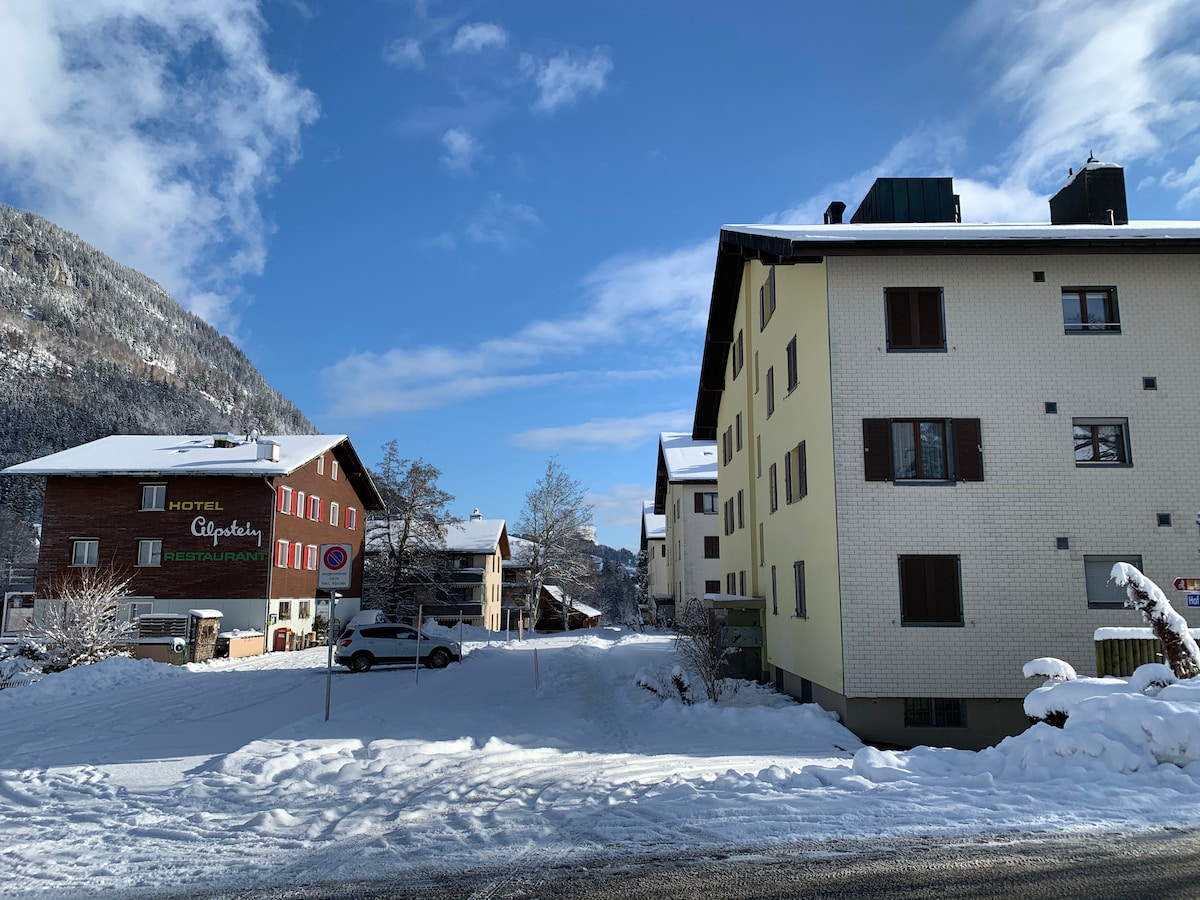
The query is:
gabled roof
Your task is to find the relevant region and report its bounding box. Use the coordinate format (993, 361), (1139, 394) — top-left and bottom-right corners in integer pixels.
(653, 432), (716, 515)
(694, 219), (1200, 439)
(442, 519), (510, 558)
(641, 499), (666, 547)
(541, 584), (602, 619)
(2, 433), (385, 509)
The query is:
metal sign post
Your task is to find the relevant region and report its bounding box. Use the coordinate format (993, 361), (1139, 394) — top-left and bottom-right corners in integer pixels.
(324, 590), (340, 721)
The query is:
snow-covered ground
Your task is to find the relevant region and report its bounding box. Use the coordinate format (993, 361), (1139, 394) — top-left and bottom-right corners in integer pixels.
(2, 627), (1200, 899)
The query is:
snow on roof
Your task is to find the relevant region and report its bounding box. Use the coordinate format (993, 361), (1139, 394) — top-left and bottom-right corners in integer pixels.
(542, 584), (601, 618)
(2, 434), (348, 477)
(660, 432), (717, 481)
(442, 519), (508, 556)
(642, 500), (666, 539)
(722, 219), (1200, 245)
(188, 609), (224, 619)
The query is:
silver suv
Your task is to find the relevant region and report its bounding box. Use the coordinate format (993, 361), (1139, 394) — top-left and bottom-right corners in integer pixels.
(336, 623), (460, 672)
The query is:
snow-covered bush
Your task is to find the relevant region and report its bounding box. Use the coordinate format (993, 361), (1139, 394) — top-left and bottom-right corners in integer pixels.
(636, 665), (693, 705)
(31, 568), (136, 671)
(0, 640), (51, 689)
(1023, 657), (1077, 682)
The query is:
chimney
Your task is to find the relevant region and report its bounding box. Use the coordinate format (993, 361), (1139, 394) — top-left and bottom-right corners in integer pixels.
(256, 439), (280, 463)
(823, 201), (846, 225)
(470, 508), (482, 521)
(1049, 158), (1128, 225)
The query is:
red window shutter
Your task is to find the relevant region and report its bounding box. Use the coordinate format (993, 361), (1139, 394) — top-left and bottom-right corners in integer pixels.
(317, 499), (324, 521)
(863, 419), (893, 481)
(276, 487), (286, 512)
(952, 419), (984, 481)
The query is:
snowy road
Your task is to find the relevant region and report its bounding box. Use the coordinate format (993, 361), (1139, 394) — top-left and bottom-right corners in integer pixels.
(2, 628), (1200, 899)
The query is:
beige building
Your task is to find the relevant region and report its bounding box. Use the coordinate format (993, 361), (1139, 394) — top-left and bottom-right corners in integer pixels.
(693, 163), (1200, 749)
(640, 500), (669, 622)
(440, 511), (510, 631)
(653, 432), (721, 622)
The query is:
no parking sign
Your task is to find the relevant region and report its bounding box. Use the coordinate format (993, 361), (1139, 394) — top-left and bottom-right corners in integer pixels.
(318, 543), (353, 590)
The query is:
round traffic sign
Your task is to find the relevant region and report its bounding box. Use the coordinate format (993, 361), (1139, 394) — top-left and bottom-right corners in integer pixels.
(323, 546), (348, 570)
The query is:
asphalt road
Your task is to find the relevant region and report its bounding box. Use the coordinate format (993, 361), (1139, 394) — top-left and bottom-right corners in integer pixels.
(177, 828), (1200, 900)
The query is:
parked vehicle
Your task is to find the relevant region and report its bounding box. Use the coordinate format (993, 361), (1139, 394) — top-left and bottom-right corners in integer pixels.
(336, 624), (460, 672)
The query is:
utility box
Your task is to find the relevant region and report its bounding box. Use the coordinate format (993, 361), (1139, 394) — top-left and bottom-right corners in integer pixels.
(1050, 163), (1128, 225)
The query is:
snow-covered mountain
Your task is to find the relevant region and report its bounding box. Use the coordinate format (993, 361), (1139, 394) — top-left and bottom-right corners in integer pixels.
(0, 204), (313, 563)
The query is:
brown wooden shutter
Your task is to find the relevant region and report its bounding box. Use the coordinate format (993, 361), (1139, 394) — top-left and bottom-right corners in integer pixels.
(694, 492), (704, 514)
(917, 289), (943, 348)
(885, 290), (911, 348)
(798, 441), (808, 499)
(931, 556), (961, 623)
(952, 418), (984, 481)
(863, 419), (893, 481)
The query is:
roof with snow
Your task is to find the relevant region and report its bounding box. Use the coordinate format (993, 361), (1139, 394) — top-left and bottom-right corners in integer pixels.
(642, 500), (666, 545)
(654, 432), (716, 514)
(695, 217), (1200, 439)
(2, 433), (384, 508)
(442, 519), (510, 557)
(542, 585), (602, 619)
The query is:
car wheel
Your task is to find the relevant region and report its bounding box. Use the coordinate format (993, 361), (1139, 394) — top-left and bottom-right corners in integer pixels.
(348, 652), (373, 673)
(425, 648), (451, 669)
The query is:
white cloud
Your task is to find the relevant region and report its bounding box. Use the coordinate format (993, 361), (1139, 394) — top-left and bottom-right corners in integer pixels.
(0, 0), (318, 334)
(512, 411), (694, 452)
(440, 128), (481, 175)
(449, 22), (507, 54)
(320, 240), (715, 418)
(587, 482), (656, 535)
(521, 48), (613, 113)
(384, 37), (424, 70)
(463, 193), (541, 250)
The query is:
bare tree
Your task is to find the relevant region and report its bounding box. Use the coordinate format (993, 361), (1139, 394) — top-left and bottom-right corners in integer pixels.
(32, 567), (136, 670)
(1111, 562), (1200, 679)
(362, 443), (454, 617)
(674, 598), (741, 702)
(516, 458), (595, 628)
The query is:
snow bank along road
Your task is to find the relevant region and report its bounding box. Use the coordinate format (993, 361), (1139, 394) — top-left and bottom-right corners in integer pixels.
(2, 629), (1199, 899)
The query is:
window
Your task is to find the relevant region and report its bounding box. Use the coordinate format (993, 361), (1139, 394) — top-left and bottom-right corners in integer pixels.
(899, 555), (962, 625)
(71, 539), (98, 567)
(705, 580), (721, 595)
(137, 539), (162, 567)
(141, 484), (166, 511)
(722, 426), (734, 466)
(737, 490), (744, 529)
(754, 351), (760, 394)
(278, 601), (292, 619)
(786, 336), (798, 392)
(307, 495), (322, 521)
(295, 491), (305, 517)
(345, 507), (358, 530)
(305, 544), (318, 570)
(769, 463), (778, 513)
(274, 539), (289, 568)
(756, 435), (762, 478)
(660, 544), (666, 558)
(758, 523), (765, 566)
(863, 418), (983, 482)
(885, 287), (945, 350)
(726, 573), (736, 594)
(1062, 287), (1119, 332)
(704, 536), (720, 559)
(329, 502), (340, 526)
(723, 498), (734, 536)
(694, 492), (718, 514)
(277, 486), (293, 514)
(331, 460), (339, 481)
(793, 561), (807, 618)
(732, 329), (744, 378)
(904, 698), (966, 728)
(785, 441), (808, 503)
(771, 565), (778, 615)
(735, 413), (742, 452)
(1074, 419), (1130, 465)
(126, 601), (153, 623)
(292, 543), (304, 569)
(759, 267), (776, 330)
(766, 367), (775, 416)
(738, 570), (745, 596)
(299, 601), (311, 619)
(317, 454), (325, 475)
(1085, 554), (1142, 608)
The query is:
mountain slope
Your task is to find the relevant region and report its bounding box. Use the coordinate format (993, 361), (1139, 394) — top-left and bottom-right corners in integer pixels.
(0, 204), (314, 563)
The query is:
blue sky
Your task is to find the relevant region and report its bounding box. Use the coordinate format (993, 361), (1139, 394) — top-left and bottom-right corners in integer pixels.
(1, 0), (1199, 551)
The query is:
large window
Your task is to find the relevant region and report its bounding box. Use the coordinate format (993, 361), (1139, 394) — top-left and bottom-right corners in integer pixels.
(793, 561), (807, 618)
(863, 418), (983, 482)
(694, 492), (718, 514)
(71, 539), (98, 567)
(277, 486), (293, 514)
(904, 698), (966, 728)
(141, 484), (166, 511)
(1074, 418), (1130, 465)
(1062, 287), (1119, 333)
(705, 580), (721, 595)
(307, 495), (322, 521)
(274, 539), (290, 568)
(899, 555), (962, 625)
(345, 507), (358, 530)
(759, 267), (776, 330)
(785, 441), (807, 503)
(1084, 554), (1142, 608)
(885, 287), (945, 351)
(136, 539), (162, 567)
(704, 536), (720, 559)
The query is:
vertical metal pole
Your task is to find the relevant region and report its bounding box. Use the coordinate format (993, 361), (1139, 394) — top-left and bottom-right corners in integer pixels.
(458, 612), (464, 663)
(324, 591), (338, 722)
(415, 603), (423, 685)
(533, 647), (539, 690)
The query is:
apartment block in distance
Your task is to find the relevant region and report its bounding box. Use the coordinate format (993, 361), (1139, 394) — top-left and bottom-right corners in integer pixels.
(640, 500), (669, 623)
(692, 160), (1200, 749)
(653, 432), (721, 622)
